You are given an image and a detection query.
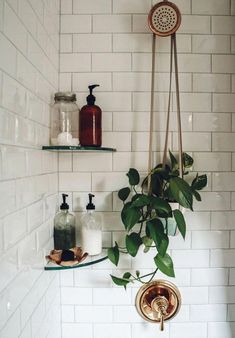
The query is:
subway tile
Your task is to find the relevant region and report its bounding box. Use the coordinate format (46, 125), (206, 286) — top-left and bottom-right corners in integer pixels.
(193, 152), (231, 172)
(102, 132), (131, 151)
(212, 16), (235, 34)
(113, 152), (149, 172)
(61, 15), (91, 33)
(60, 53), (91, 72)
(92, 53), (131, 71)
(229, 268), (235, 284)
(213, 173), (235, 191)
(18, 0), (37, 37)
(208, 322), (235, 338)
(211, 250), (235, 267)
(173, 133), (211, 152)
(62, 323), (92, 338)
(94, 324), (131, 338)
(0, 32), (17, 77)
(193, 113), (231, 132)
(59, 173), (91, 191)
(172, 250), (209, 268)
(93, 15), (131, 33)
(59, 73), (72, 91)
(180, 287), (209, 305)
(230, 232), (235, 248)
(179, 15), (211, 34)
(193, 74), (231, 93)
(213, 133), (235, 151)
(228, 305), (235, 321)
(73, 152), (113, 171)
(213, 56), (235, 74)
(132, 132), (170, 151)
(177, 93), (211, 112)
(192, 0), (230, 15)
(213, 94), (235, 113)
(61, 287), (92, 305)
(73, 0), (111, 13)
(192, 35), (230, 54)
(113, 0), (151, 13)
(61, 304), (74, 322)
(178, 54), (211, 73)
(61, 0), (72, 14)
(132, 323), (169, 338)
(2, 146), (27, 179)
(74, 269), (112, 287)
(211, 212), (235, 230)
(184, 211), (211, 230)
(60, 34), (72, 53)
(88, 92), (131, 111)
(3, 2), (27, 55)
(170, 323), (207, 338)
(75, 305), (112, 323)
(113, 33), (152, 52)
(93, 288), (132, 305)
(27, 199), (44, 231)
(209, 286), (235, 303)
(58, 153), (72, 172)
(194, 192), (230, 211)
(73, 73), (112, 92)
(191, 268), (229, 286)
(92, 172), (128, 192)
(133, 92), (169, 111)
(0, 309), (21, 338)
(73, 34), (112, 52)
(192, 231), (229, 249)
(0, 180), (16, 218)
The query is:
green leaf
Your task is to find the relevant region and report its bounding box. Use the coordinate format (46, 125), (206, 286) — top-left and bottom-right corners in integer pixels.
(123, 272), (131, 279)
(169, 150), (178, 171)
(173, 209), (186, 239)
(154, 253), (175, 277)
(111, 275), (130, 288)
(135, 270), (140, 278)
(142, 236), (153, 253)
(192, 189), (201, 201)
(127, 168), (140, 186)
(146, 219), (168, 255)
(192, 174), (207, 191)
(121, 202), (142, 231)
(169, 177), (193, 210)
(146, 218), (165, 246)
(107, 242), (119, 266)
(131, 194), (150, 208)
(150, 197), (172, 217)
(126, 233), (142, 257)
(118, 187), (131, 201)
(183, 152), (194, 168)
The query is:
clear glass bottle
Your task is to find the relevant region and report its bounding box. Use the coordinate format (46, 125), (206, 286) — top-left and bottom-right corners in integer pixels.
(81, 194), (102, 256)
(51, 92), (79, 146)
(54, 194), (76, 250)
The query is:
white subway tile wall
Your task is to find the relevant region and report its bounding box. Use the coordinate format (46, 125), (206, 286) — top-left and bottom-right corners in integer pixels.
(0, 0), (60, 337)
(58, 0), (235, 337)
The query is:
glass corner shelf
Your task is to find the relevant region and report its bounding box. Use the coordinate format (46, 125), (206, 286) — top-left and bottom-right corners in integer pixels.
(44, 255), (108, 271)
(42, 146), (116, 152)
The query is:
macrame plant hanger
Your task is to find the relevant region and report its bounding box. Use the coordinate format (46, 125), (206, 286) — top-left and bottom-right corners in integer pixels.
(147, 0), (183, 193)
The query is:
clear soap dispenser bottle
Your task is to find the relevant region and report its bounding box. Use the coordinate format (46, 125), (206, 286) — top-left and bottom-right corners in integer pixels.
(81, 194), (102, 256)
(54, 194), (76, 250)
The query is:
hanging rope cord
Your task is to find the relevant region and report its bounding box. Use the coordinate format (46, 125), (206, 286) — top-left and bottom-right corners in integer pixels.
(147, 33), (183, 194)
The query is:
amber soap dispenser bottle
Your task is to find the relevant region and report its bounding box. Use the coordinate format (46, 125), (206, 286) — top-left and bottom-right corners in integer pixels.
(79, 84), (102, 147)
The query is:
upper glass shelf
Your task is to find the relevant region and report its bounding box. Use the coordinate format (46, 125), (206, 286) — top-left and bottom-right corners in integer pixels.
(44, 255), (108, 270)
(42, 146), (116, 152)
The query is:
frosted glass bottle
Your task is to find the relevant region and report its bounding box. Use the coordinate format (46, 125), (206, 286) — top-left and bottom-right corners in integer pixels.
(81, 194), (102, 256)
(54, 194), (76, 250)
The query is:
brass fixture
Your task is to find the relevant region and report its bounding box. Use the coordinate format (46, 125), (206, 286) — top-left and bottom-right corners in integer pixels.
(135, 280), (181, 331)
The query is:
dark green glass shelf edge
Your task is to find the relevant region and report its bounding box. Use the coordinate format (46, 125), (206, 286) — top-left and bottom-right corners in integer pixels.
(42, 146), (116, 152)
(44, 255), (108, 271)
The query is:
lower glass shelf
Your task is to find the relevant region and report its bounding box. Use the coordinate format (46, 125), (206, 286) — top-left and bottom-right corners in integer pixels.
(42, 146), (116, 152)
(44, 255), (108, 271)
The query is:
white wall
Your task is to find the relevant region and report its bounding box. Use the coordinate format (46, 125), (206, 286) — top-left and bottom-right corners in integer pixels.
(59, 0), (235, 338)
(0, 0), (61, 337)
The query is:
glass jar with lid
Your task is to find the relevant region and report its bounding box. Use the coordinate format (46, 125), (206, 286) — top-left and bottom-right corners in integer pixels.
(51, 92), (80, 146)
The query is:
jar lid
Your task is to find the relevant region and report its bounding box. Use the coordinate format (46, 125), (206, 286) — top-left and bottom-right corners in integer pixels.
(54, 92), (76, 102)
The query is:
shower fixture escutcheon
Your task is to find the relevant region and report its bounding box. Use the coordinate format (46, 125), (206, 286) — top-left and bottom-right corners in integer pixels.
(135, 280), (181, 331)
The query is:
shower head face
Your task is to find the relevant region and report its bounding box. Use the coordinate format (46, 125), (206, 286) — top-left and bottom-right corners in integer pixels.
(148, 1), (181, 36)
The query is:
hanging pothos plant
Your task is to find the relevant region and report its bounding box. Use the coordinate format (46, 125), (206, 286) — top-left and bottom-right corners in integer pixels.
(107, 151), (207, 288)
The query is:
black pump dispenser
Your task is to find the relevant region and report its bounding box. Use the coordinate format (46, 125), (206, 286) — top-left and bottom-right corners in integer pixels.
(60, 194), (69, 210)
(87, 85), (99, 106)
(86, 193), (95, 210)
